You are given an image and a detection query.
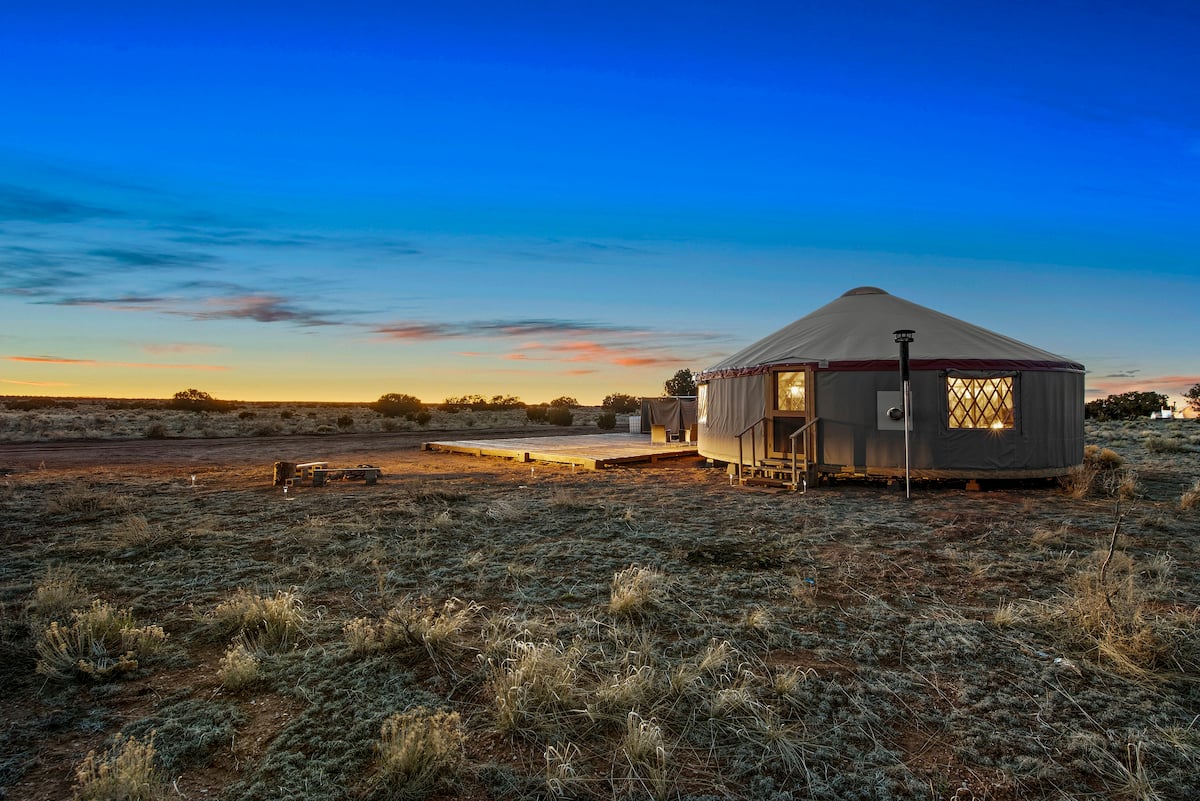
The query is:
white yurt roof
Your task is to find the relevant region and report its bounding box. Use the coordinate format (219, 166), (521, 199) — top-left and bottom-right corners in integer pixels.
(699, 287), (1083, 378)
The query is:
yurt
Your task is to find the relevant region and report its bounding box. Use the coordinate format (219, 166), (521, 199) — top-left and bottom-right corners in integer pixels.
(695, 287), (1085, 483)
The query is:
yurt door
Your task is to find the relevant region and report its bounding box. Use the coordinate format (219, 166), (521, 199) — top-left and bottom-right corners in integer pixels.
(768, 369), (810, 458)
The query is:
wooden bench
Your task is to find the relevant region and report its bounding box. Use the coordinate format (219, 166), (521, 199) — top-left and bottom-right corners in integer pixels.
(311, 466), (381, 486)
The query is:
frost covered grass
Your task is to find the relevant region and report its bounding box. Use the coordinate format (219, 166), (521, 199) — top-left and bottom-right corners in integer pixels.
(1, 419), (1198, 800)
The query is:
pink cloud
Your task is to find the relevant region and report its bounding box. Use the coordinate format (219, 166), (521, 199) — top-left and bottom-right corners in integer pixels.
(5, 355), (228, 371)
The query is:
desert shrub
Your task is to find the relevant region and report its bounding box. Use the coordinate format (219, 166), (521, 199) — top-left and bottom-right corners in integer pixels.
(210, 590), (306, 651)
(316, 425), (337, 434)
(252, 423), (280, 436)
(170, 388), (229, 413)
(548, 396), (577, 408)
(1181, 480), (1200, 510)
(545, 406), (573, 426)
(371, 707), (464, 801)
(144, 423), (167, 439)
(372, 393), (425, 419)
(414, 410), (432, 426)
(36, 600), (167, 681)
(336, 414), (354, 428)
(602, 393), (641, 414)
(74, 732), (166, 801)
(608, 565), (667, 619)
(238, 410), (257, 420)
(217, 642), (260, 690)
(1084, 444), (1124, 469)
(1145, 435), (1188, 454)
(526, 406), (548, 423)
(596, 410), (617, 430)
(279, 410), (294, 420)
(6, 397), (76, 411)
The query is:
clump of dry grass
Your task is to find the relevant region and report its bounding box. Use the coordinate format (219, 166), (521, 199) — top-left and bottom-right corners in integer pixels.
(607, 565), (667, 619)
(74, 732), (165, 801)
(620, 712), (671, 800)
(1053, 523), (1197, 681)
(1030, 521), (1072, 549)
(211, 589), (307, 651)
(1085, 444), (1124, 469)
(991, 600), (1024, 628)
(371, 707), (464, 801)
(1180, 480), (1200, 511)
(544, 741), (586, 799)
(28, 566), (90, 626)
(109, 514), (166, 550)
(591, 662), (658, 719)
(344, 597), (480, 662)
(217, 641), (260, 691)
(487, 638), (585, 736)
(1061, 447), (1138, 499)
(35, 600), (167, 681)
(46, 485), (133, 516)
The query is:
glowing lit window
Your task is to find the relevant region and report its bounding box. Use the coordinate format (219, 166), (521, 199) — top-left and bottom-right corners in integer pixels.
(775, 371), (805, 412)
(697, 384), (708, 424)
(947, 376), (1014, 429)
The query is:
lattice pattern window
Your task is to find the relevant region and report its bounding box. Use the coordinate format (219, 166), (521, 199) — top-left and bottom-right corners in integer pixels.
(947, 376), (1014, 429)
(775, 371), (805, 412)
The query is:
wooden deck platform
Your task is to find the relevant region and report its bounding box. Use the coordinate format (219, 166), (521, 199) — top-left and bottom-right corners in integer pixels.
(422, 433), (698, 470)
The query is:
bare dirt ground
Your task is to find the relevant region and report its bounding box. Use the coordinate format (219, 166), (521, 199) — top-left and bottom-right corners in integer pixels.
(1, 417), (1198, 801)
(0, 426), (572, 471)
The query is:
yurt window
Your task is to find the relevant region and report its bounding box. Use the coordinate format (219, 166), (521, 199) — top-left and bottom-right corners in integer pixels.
(775, 371), (806, 412)
(946, 376), (1014, 429)
(697, 384), (708, 424)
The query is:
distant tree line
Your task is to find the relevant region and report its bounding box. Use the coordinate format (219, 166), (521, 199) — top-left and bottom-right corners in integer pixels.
(1085, 390), (1170, 420)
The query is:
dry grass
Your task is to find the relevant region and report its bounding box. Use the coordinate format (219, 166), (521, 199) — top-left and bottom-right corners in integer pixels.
(210, 589), (307, 651)
(607, 565), (667, 619)
(35, 600), (167, 681)
(1181, 479), (1200, 510)
(371, 707), (464, 800)
(3, 417), (1199, 800)
(1049, 519), (1199, 681)
(217, 641), (260, 691)
(73, 732), (165, 801)
(487, 638), (585, 736)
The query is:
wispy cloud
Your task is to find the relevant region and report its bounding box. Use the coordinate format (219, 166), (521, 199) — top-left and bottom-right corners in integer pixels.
(375, 316), (721, 370)
(1088, 373), (1200, 399)
(182, 294), (340, 326)
(5, 355), (228, 371)
(51, 291), (345, 327)
(0, 184), (119, 222)
(87, 247), (217, 268)
(141, 343), (227, 355)
(2, 378), (73, 387)
(374, 318), (656, 341)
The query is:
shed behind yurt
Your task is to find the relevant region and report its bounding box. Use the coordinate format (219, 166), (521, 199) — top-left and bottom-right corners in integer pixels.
(695, 287), (1085, 483)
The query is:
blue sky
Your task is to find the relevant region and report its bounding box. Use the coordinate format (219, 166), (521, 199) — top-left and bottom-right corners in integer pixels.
(1, 1), (1197, 404)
